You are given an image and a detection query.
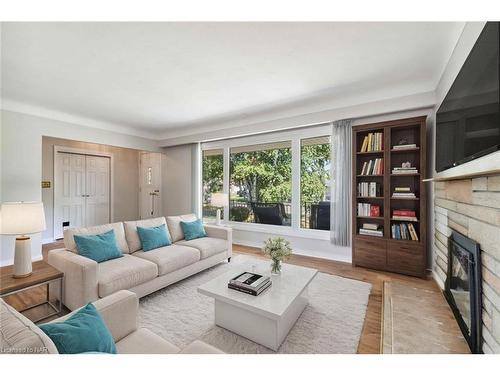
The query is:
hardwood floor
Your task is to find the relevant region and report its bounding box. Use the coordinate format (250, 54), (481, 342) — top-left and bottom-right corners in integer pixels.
(3, 241), (459, 354)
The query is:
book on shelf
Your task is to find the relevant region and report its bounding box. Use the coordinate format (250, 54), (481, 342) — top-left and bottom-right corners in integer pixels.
(391, 222), (419, 241)
(394, 186), (411, 192)
(357, 203), (381, 217)
(391, 166), (418, 174)
(392, 192), (416, 198)
(359, 228), (383, 237)
(360, 132), (383, 152)
(362, 223), (379, 230)
(392, 209), (418, 222)
(357, 182), (382, 197)
(360, 158), (383, 175)
(228, 272), (272, 296)
(392, 143), (417, 150)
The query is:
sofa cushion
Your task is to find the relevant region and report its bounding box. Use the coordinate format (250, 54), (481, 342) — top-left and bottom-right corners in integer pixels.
(166, 214), (197, 242)
(133, 244), (201, 275)
(177, 237), (228, 259)
(0, 299), (58, 354)
(98, 255), (158, 297)
(64, 222), (130, 254)
(38, 303), (117, 354)
(74, 230), (123, 263)
(115, 328), (180, 354)
(124, 217), (169, 253)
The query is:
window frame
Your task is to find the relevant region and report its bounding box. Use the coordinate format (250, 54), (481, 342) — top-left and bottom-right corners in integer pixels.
(200, 124), (332, 238)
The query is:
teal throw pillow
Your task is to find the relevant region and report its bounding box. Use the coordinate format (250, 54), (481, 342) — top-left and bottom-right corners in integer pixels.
(73, 230), (122, 263)
(180, 219), (207, 241)
(137, 224), (171, 251)
(38, 303), (117, 354)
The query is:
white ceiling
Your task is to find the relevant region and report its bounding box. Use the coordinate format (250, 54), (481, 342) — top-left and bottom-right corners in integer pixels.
(2, 22), (464, 137)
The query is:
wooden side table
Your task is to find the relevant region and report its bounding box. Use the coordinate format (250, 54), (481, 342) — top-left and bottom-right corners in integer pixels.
(0, 261), (63, 323)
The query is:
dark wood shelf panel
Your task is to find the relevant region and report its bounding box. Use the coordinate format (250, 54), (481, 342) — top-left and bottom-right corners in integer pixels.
(357, 150), (384, 155)
(352, 115), (427, 278)
(391, 147), (420, 153)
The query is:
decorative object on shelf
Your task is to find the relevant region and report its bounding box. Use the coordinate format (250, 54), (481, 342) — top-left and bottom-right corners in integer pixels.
(262, 237), (292, 275)
(210, 192), (229, 226)
(0, 202), (46, 278)
(398, 138), (408, 145)
(392, 161), (418, 174)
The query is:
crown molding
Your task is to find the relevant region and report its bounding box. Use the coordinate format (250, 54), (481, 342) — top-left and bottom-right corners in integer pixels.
(1, 99), (160, 140)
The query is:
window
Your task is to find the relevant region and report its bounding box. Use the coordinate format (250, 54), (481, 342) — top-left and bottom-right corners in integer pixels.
(300, 136), (331, 230)
(202, 149), (224, 221)
(229, 141), (292, 226)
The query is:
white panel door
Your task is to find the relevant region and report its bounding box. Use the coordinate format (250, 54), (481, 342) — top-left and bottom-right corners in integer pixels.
(54, 152), (111, 239)
(85, 155), (110, 227)
(54, 153), (86, 239)
(139, 152), (162, 219)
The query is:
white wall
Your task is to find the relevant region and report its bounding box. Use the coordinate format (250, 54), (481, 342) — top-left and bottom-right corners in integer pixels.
(0, 110), (160, 266)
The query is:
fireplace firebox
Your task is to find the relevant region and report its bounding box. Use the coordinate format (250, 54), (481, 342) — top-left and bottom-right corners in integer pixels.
(444, 230), (482, 353)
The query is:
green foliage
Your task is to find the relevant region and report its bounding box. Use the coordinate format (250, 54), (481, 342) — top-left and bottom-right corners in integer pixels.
(202, 154), (223, 200)
(229, 206), (251, 222)
(202, 143), (331, 206)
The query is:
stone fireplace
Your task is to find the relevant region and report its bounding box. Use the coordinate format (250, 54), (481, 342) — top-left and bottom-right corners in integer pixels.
(434, 175), (500, 354)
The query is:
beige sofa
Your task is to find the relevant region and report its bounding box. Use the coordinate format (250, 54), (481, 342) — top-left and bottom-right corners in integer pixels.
(48, 214), (232, 311)
(0, 290), (223, 354)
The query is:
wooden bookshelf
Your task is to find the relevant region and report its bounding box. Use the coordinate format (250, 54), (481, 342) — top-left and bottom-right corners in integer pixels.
(352, 116), (427, 278)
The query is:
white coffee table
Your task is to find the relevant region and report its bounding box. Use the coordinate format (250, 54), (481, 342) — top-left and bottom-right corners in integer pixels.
(198, 260), (318, 351)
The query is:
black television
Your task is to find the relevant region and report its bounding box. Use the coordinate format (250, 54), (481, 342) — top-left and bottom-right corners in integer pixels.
(436, 22), (500, 172)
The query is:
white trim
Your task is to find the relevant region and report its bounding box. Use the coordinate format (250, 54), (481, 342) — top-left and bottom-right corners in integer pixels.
(53, 146), (114, 240)
(228, 221), (331, 241)
(2, 99), (159, 140)
(291, 138), (301, 230)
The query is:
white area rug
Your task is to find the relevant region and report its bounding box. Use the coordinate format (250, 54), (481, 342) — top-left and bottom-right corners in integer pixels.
(138, 255), (371, 353)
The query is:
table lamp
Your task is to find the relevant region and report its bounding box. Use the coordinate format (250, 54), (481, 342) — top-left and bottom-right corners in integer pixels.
(211, 193), (228, 226)
(0, 202), (46, 278)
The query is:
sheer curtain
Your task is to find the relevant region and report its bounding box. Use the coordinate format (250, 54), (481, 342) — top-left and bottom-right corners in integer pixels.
(330, 119), (353, 246)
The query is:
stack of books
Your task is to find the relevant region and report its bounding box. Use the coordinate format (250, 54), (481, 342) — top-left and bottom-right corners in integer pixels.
(360, 132), (383, 152)
(392, 209), (417, 221)
(357, 203), (380, 217)
(360, 158), (383, 175)
(392, 187), (416, 199)
(392, 166), (418, 174)
(358, 182), (382, 197)
(359, 223), (383, 237)
(392, 143), (417, 151)
(391, 222), (419, 241)
(228, 272), (272, 296)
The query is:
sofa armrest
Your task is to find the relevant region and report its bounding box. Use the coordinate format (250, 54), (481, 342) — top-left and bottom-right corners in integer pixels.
(204, 225), (232, 258)
(47, 249), (99, 311)
(92, 290), (138, 342)
(50, 290), (138, 344)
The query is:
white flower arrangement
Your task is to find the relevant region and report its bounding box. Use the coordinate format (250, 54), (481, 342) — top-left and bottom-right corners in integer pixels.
(262, 237), (293, 274)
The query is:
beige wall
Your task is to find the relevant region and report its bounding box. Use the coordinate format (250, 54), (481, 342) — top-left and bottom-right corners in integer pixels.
(42, 136), (142, 241)
(162, 144), (196, 216)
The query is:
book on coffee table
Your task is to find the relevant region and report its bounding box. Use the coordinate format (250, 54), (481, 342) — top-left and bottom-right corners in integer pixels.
(228, 272), (272, 296)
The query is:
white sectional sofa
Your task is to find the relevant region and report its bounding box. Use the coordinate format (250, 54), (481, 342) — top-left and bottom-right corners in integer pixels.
(0, 290), (223, 354)
(48, 214), (232, 311)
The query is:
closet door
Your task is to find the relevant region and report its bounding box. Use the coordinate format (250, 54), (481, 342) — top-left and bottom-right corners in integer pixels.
(54, 153), (86, 239)
(85, 155), (111, 227)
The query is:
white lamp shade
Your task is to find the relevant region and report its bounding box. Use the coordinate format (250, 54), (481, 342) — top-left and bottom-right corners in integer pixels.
(211, 193), (229, 208)
(0, 202), (46, 235)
